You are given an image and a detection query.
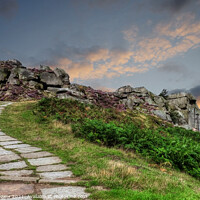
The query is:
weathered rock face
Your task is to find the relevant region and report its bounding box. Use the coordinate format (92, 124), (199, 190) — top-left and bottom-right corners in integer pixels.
(114, 85), (171, 122)
(0, 67), (10, 82)
(114, 85), (200, 130)
(167, 92), (200, 129)
(40, 72), (63, 87)
(54, 68), (70, 86)
(0, 60), (70, 101)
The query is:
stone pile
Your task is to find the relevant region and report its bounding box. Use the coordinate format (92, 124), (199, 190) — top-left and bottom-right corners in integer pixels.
(0, 59), (70, 101)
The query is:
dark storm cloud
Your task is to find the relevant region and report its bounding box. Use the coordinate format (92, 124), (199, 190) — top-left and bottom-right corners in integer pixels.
(87, 0), (125, 8)
(189, 85), (200, 97)
(27, 42), (107, 67)
(162, 0), (193, 12)
(45, 43), (105, 61)
(169, 85), (200, 98)
(0, 0), (18, 19)
(158, 63), (185, 73)
(152, 0), (198, 13)
(169, 88), (187, 94)
(72, 0), (128, 9)
(158, 62), (188, 77)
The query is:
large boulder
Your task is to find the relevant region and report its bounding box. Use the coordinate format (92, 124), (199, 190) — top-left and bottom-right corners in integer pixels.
(7, 59), (22, 67)
(153, 96), (166, 108)
(40, 72), (63, 87)
(152, 110), (172, 121)
(7, 67), (20, 85)
(168, 92), (196, 110)
(39, 65), (51, 71)
(28, 80), (43, 90)
(116, 85), (134, 94)
(18, 68), (37, 81)
(54, 68), (70, 85)
(0, 67), (10, 82)
(132, 87), (149, 96)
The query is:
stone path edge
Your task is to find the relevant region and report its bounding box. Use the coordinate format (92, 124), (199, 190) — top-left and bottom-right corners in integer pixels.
(0, 102), (90, 199)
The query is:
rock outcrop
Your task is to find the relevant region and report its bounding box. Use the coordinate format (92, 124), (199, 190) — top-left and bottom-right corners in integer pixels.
(0, 59), (70, 100)
(1, 59), (199, 130)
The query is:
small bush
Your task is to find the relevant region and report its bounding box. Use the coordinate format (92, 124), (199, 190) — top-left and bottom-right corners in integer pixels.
(169, 110), (181, 124)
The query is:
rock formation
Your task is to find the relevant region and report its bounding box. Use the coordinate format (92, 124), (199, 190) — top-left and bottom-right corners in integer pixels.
(0, 60), (70, 101)
(0, 59), (199, 130)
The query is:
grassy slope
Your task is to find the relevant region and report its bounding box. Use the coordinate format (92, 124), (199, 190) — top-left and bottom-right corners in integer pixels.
(0, 101), (200, 200)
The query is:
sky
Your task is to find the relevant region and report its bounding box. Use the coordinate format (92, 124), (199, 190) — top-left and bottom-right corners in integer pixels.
(0, 0), (200, 100)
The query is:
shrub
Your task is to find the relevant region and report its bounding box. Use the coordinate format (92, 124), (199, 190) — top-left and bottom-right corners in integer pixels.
(169, 110), (181, 124)
(73, 119), (200, 179)
(159, 89), (168, 99)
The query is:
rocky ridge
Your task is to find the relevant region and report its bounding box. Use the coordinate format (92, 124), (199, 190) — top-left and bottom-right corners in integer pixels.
(0, 59), (199, 130)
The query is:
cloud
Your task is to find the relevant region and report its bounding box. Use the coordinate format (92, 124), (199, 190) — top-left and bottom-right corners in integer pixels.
(122, 14), (200, 69)
(169, 85), (200, 98)
(122, 25), (139, 43)
(189, 85), (200, 97)
(158, 63), (184, 73)
(46, 45), (146, 81)
(157, 62), (189, 80)
(88, 0), (122, 8)
(85, 48), (109, 62)
(30, 12), (200, 82)
(169, 88), (187, 95)
(72, 0), (127, 9)
(0, 0), (18, 19)
(152, 0), (198, 13)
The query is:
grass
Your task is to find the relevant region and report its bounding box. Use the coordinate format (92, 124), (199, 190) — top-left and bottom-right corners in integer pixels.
(0, 101), (200, 200)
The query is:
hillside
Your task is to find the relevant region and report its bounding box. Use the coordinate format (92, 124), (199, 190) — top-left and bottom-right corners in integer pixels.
(0, 99), (200, 199)
(1, 59), (200, 131)
(1, 59), (200, 199)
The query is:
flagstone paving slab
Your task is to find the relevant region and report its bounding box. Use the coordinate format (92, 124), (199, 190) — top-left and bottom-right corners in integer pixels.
(38, 171), (73, 179)
(0, 141), (22, 146)
(28, 157), (62, 166)
(36, 164), (68, 172)
(0, 176), (38, 183)
(39, 179), (79, 184)
(0, 183), (34, 196)
(40, 186), (90, 199)
(0, 161), (27, 170)
(21, 151), (53, 159)
(0, 136), (17, 142)
(0, 170), (33, 177)
(15, 147), (42, 154)
(4, 144), (31, 149)
(0, 148), (16, 155)
(0, 154), (21, 163)
(0, 132), (5, 136)
(0, 197), (32, 200)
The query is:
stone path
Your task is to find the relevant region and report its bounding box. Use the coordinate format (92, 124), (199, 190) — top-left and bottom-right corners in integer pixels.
(0, 102), (90, 199)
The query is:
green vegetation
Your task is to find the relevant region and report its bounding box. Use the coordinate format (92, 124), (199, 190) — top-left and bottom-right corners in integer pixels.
(36, 98), (200, 179)
(0, 99), (200, 199)
(73, 119), (200, 178)
(159, 89), (168, 99)
(169, 110), (182, 124)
